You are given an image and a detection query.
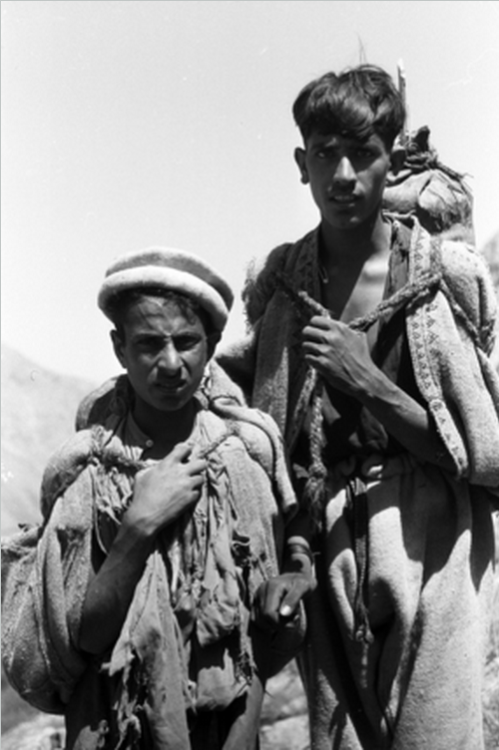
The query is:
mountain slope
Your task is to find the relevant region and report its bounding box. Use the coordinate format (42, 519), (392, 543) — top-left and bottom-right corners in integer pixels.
(1, 345), (98, 537)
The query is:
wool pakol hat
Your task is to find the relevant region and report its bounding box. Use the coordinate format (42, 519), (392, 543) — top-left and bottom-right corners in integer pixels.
(98, 246), (234, 332)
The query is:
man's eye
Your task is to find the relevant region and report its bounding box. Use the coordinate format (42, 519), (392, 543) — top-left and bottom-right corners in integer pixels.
(354, 148), (374, 158)
(137, 338), (162, 352)
(174, 336), (202, 352)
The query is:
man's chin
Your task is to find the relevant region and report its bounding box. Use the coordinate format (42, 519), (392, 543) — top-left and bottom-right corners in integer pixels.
(154, 397), (191, 413)
(326, 214), (362, 231)
(146, 390), (193, 413)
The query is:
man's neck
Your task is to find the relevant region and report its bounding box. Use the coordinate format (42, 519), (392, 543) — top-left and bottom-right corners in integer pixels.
(133, 399), (198, 455)
(317, 211), (393, 324)
(319, 211), (391, 269)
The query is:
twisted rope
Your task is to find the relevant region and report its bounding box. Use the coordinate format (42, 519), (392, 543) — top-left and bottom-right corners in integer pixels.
(274, 267), (442, 331)
(306, 376), (327, 529)
(272, 259), (489, 527)
(274, 262), (491, 347)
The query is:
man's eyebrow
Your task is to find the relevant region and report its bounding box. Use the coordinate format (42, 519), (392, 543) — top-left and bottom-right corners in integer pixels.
(310, 141), (337, 151)
(131, 332), (164, 342)
(132, 330), (203, 340)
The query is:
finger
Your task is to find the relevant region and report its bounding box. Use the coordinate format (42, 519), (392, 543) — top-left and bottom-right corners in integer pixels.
(187, 458), (208, 475)
(302, 322), (339, 344)
(305, 318), (348, 339)
(186, 442), (202, 460)
(302, 348), (331, 370)
(302, 340), (326, 356)
(260, 581), (291, 628)
(185, 486), (204, 504)
(302, 326), (327, 343)
(252, 584), (280, 630)
(170, 442), (193, 462)
(279, 578), (311, 617)
(189, 473), (206, 491)
(308, 315), (333, 329)
(302, 354), (323, 371)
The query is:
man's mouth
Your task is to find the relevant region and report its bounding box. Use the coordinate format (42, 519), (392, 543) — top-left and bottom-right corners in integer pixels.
(329, 193), (358, 204)
(155, 380), (185, 393)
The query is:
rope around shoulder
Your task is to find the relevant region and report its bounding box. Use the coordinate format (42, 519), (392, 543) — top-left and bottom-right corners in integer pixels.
(269, 242), (493, 529)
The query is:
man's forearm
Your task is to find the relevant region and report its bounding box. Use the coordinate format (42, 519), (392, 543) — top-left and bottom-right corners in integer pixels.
(78, 446), (207, 655)
(353, 366), (455, 471)
(78, 522), (153, 655)
(303, 317), (455, 472)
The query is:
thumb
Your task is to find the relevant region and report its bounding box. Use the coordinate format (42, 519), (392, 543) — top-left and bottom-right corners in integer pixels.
(278, 573), (313, 617)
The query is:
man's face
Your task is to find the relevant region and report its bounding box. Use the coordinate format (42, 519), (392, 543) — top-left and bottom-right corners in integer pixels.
(294, 131), (392, 231)
(112, 296), (210, 418)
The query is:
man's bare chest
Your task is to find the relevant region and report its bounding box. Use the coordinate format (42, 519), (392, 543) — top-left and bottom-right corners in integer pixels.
(321, 254), (390, 323)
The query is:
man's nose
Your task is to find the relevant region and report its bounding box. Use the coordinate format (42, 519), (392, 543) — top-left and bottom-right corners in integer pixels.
(333, 156), (356, 185)
(157, 341), (181, 373)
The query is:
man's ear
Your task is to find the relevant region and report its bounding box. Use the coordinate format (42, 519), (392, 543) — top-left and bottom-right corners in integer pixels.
(294, 147), (309, 184)
(110, 330), (127, 369)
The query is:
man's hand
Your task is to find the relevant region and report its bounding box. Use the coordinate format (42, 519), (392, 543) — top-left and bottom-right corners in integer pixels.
(302, 316), (456, 471)
(254, 541), (316, 632)
(254, 571), (314, 631)
(79, 442), (207, 655)
(302, 314), (375, 397)
(123, 443), (207, 539)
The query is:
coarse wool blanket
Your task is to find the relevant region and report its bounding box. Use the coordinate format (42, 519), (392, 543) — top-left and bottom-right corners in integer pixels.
(218, 215), (499, 488)
(216, 216), (499, 749)
(301, 453), (496, 750)
(1, 362), (298, 750)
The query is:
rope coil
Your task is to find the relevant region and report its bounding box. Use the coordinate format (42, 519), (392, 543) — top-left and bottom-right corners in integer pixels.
(271, 257), (488, 527)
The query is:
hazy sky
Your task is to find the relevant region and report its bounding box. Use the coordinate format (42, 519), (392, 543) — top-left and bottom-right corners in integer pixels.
(2, 0), (499, 383)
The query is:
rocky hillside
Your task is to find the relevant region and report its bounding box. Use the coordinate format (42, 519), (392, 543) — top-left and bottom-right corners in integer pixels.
(1, 345), (97, 537)
(1, 346), (98, 736)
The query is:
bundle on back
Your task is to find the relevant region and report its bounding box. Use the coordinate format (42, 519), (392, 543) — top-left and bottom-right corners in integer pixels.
(383, 125), (474, 243)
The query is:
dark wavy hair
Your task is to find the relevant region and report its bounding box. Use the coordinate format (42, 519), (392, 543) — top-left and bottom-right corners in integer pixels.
(292, 64), (406, 149)
(106, 287), (215, 341)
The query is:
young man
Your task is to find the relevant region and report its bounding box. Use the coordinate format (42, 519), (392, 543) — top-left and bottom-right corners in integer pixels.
(219, 65), (499, 749)
(2, 248), (304, 749)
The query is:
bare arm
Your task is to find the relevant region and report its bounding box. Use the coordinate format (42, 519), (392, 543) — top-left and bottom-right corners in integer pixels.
(78, 443), (207, 655)
(221, 663), (266, 750)
(302, 315), (455, 471)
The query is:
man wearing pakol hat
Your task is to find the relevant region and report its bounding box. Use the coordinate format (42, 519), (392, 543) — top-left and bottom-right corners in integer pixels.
(1, 247), (307, 750)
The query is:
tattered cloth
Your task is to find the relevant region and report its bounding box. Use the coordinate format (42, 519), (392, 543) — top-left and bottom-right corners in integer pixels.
(1, 362), (298, 749)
